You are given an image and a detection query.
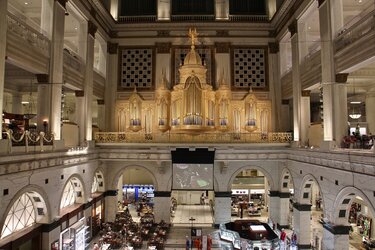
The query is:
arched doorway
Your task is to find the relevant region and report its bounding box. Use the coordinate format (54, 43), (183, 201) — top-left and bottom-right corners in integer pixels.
(116, 166), (156, 222)
(333, 187), (375, 249)
(230, 168), (270, 222)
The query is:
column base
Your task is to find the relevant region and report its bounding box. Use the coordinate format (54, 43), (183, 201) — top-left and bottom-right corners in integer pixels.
(297, 244), (312, 249)
(291, 141), (301, 148)
(320, 140), (336, 150)
(0, 139), (10, 154)
(86, 140), (96, 148)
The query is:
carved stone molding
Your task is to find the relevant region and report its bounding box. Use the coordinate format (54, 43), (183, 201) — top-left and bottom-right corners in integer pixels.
(88, 21), (97, 37)
(109, 31), (118, 38)
(220, 161), (228, 174)
(335, 73), (349, 83)
(156, 42), (171, 54)
(97, 99), (105, 105)
(268, 42), (279, 54)
(157, 30), (170, 37)
(301, 90), (311, 97)
(288, 19), (298, 36)
(216, 30), (229, 37)
(107, 42), (118, 54)
(75, 90), (84, 97)
(36, 74), (49, 84)
(215, 42), (231, 53)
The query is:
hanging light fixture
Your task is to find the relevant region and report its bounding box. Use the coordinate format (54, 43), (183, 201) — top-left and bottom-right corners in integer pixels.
(349, 79), (361, 119)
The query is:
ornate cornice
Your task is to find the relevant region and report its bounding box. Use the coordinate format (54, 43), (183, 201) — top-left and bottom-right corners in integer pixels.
(301, 90), (311, 97)
(75, 90), (84, 97)
(55, 0), (67, 8)
(97, 99), (105, 105)
(36, 74), (49, 83)
(335, 73), (349, 83)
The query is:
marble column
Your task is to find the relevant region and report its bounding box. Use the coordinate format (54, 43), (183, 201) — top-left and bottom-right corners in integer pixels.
(40, 0), (53, 38)
(268, 191), (280, 228)
(215, 0), (229, 20)
(105, 43), (118, 131)
(293, 203), (312, 249)
(0, 0), (8, 139)
(83, 21), (96, 143)
(49, 0), (66, 141)
(105, 190), (118, 222)
(365, 91), (375, 135)
(298, 22), (309, 60)
(268, 43), (282, 131)
(157, 0), (170, 20)
(333, 73), (348, 144)
(289, 20), (302, 143)
(215, 42), (231, 90)
(97, 100), (105, 132)
(318, 0), (335, 146)
(36, 74), (50, 131)
(75, 91), (85, 144)
(266, 0), (276, 19)
(279, 194), (291, 228)
(214, 192), (231, 226)
(301, 91), (311, 146)
(12, 93), (23, 114)
(154, 191), (172, 223)
(110, 0), (119, 20)
(322, 224), (350, 250)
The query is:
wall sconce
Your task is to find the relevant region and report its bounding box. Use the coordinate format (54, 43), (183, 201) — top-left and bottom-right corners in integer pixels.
(43, 119), (48, 133)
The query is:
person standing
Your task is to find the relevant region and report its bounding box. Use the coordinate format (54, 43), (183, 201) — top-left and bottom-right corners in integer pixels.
(291, 230), (297, 247)
(280, 229), (287, 250)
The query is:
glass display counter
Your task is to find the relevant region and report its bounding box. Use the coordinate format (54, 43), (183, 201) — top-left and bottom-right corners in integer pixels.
(219, 224), (241, 249)
(60, 217), (89, 250)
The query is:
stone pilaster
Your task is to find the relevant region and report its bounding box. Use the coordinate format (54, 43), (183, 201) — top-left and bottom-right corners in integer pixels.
(279, 193), (291, 228)
(268, 191), (280, 227)
(269, 191), (290, 228)
(293, 203), (312, 249)
(12, 93), (23, 114)
(157, 0), (171, 20)
(268, 42), (282, 131)
(301, 90), (311, 146)
(322, 224), (350, 250)
(105, 42), (118, 131)
(215, 0), (229, 20)
(153, 191), (172, 223)
(214, 192), (231, 225)
(75, 90), (85, 144)
(366, 91), (375, 135)
(289, 19), (302, 142)
(97, 100), (105, 131)
(0, 0), (8, 139)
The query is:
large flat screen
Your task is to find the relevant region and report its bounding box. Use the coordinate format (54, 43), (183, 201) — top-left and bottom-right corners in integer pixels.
(172, 163), (214, 190)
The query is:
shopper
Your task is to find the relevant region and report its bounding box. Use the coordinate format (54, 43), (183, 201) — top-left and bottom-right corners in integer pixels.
(92, 243), (99, 250)
(280, 229), (287, 250)
(185, 236), (190, 250)
(291, 230), (297, 246)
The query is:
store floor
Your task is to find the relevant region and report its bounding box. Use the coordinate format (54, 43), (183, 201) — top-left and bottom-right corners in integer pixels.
(171, 205), (213, 226)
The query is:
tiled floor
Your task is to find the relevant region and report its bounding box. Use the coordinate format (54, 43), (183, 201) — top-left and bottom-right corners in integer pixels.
(171, 205), (213, 226)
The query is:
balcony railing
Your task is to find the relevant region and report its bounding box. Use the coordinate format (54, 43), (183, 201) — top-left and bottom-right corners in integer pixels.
(7, 11), (50, 56)
(118, 15), (157, 23)
(94, 132), (292, 144)
(228, 15), (268, 22)
(171, 15), (215, 22)
(2, 130), (54, 153)
(63, 48), (84, 73)
(334, 8), (375, 52)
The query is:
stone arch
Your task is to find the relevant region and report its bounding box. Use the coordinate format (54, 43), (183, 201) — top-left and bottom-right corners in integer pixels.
(297, 174), (323, 207)
(0, 185), (50, 239)
(227, 165), (275, 191)
(112, 165), (159, 191)
(332, 186), (375, 225)
(280, 167), (295, 193)
(91, 167), (105, 193)
(59, 174), (86, 213)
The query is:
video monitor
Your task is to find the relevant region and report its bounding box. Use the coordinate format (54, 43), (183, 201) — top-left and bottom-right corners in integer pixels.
(172, 163), (213, 190)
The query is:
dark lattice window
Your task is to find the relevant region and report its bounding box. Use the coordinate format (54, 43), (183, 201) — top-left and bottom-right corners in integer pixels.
(229, 0), (266, 15)
(172, 0), (214, 15)
(120, 0), (156, 16)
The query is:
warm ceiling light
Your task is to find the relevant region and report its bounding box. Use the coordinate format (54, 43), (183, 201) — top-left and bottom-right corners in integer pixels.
(74, 27), (78, 30)
(21, 101), (29, 104)
(350, 101), (361, 104)
(308, 26), (311, 30)
(24, 2), (28, 4)
(358, 0), (363, 3)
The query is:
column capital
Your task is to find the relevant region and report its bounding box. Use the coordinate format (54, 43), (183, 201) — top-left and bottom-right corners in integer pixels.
(55, 0), (68, 8)
(154, 191), (171, 197)
(268, 42), (279, 54)
(97, 99), (105, 105)
(269, 191), (291, 198)
(75, 90), (84, 97)
(215, 42), (231, 53)
(317, 0), (327, 7)
(155, 42), (171, 54)
(288, 19), (298, 36)
(214, 191), (232, 197)
(36, 74), (49, 83)
(323, 223), (351, 235)
(293, 203), (311, 211)
(107, 42), (118, 54)
(301, 90), (311, 97)
(335, 73), (349, 83)
(88, 21), (97, 37)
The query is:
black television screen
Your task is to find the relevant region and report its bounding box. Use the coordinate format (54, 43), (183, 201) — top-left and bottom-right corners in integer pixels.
(172, 163), (214, 190)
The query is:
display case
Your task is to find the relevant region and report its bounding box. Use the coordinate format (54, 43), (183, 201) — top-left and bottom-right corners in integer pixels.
(219, 224), (241, 249)
(60, 217), (89, 250)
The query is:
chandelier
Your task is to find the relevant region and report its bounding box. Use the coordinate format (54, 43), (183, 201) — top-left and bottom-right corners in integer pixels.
(349, 105), (361, 119)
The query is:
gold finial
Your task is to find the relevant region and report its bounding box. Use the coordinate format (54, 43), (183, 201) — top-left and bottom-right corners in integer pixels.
(188, 28), (199, 49)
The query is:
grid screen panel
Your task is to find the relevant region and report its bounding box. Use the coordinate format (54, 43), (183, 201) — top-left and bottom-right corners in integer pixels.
(120, 48), (154, 90)
(232, 47), (267, 90)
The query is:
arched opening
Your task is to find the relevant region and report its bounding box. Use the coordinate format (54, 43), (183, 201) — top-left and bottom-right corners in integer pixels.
(91, 170), (105, 193)
(1, 191), (48, 240)
(333, 188), (375, 249)
(297, 175), (323, 249)
(116, 167), (156, 221)
(60, 177), (85, 213)
(230, 168), (270, 221)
